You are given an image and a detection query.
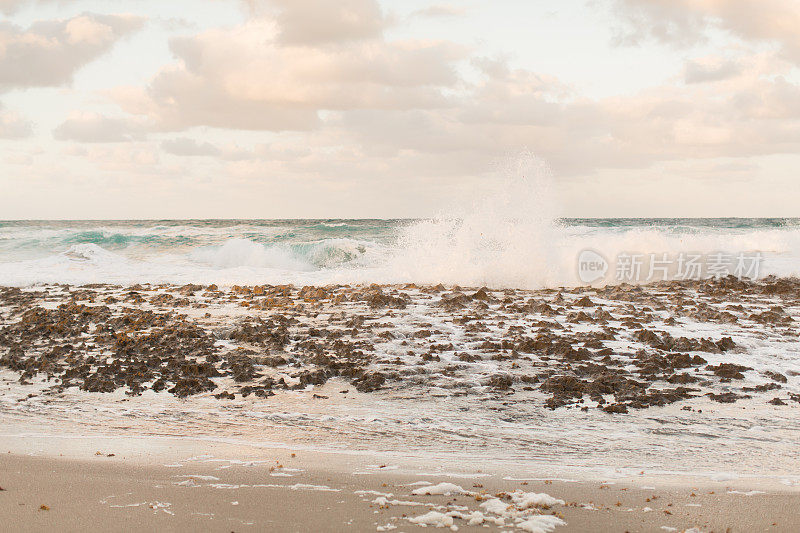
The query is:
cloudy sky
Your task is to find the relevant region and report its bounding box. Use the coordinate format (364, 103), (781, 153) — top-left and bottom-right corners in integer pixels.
(1, 0), (799, 219)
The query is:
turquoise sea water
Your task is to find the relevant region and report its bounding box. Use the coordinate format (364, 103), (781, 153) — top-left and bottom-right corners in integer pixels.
(0, 218), (798, 287)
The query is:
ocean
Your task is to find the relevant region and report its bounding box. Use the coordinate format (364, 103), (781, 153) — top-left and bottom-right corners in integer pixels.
(0, 218), (799, 287)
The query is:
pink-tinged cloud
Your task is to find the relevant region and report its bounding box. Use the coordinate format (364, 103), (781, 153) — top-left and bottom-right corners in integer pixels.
(614, 0), (800, 63)
(0, 104), (31, 138)
(53, 112), (148, 143)
(0, 13), (145, 90)
(113, 11), (466, 131)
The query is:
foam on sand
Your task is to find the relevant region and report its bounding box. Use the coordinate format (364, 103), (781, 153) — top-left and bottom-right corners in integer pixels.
(407, 510), (457, 529)
(510, 491), (566, 509)
(411, 482), (471, 496)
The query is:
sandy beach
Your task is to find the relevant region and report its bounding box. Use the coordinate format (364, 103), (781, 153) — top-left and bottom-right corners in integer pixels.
(2, 433), (798, 532)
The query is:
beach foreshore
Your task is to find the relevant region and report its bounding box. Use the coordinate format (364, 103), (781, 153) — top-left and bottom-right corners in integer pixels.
(1, 433), (798, 533)
(2, 278), (799, 413)
(1, 279), (799, 531)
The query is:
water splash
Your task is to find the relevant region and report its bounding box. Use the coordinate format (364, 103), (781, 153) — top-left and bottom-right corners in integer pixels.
(391, 153), (562, 288)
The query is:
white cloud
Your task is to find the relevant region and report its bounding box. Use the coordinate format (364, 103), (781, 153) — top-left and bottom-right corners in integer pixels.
(113, 9), (466, 131)
(0, 104), (31, 138)
(161, 137), (220, 156)
(613, 0), (800, 63)
(329, 50), (800, 177)
(53, 112), (147, 142)
(269, 0), (386, 45)
(82, 144), (162, 172)
(0, 0), (64, 15)
(0, 13), (145, 91)
(411, 4), (466, 19)
(683, 56), (741, 83)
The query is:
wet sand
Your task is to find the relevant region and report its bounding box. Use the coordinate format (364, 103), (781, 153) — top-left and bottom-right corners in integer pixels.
(1, 434), (798, 533)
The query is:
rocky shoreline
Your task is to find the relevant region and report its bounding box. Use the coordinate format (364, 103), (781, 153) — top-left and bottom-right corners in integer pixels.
(1, 277), (799, 413)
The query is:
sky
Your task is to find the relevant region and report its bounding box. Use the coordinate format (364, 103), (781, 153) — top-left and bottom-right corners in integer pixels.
(1, 0), (799, 219)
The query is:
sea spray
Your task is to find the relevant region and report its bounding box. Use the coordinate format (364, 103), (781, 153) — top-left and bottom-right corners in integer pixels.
(390, 153), (563, 288)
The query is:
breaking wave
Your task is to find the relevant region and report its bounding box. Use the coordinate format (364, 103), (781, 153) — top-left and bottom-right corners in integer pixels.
(388, 155), (561, 287)
(1, 154), (800, 287)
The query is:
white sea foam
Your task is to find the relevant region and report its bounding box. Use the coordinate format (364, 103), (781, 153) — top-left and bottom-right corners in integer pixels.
(411, 482), (469, 496)
(189, 238), (313, 271)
